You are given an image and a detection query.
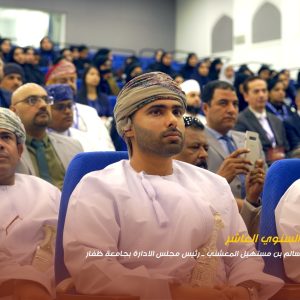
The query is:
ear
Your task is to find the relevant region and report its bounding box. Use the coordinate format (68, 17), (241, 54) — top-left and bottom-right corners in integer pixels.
(243, 92), (249, 103)
(124, 127), (134, 138)
(202, 103), (209, 116)
(17, 143), (24, 159)
(10, 105), (17, 113)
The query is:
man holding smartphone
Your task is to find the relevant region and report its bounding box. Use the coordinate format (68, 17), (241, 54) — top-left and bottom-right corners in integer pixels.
(202, 80), (265, 235)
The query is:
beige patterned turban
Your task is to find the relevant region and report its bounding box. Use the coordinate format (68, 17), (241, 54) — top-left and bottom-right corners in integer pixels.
(0, 107), (26, 144)
(114, 71), (186, 137)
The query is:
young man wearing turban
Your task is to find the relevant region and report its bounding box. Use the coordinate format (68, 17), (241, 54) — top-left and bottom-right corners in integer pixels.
(0, 108), (60, 299)
(63, 72), (283, 300)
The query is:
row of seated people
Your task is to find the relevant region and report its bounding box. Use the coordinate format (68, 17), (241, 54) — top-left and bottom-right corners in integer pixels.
(186, 72), (300, 156)
(0, 37), (183, 79)
(1, 53), (300, 161)
(0, 44), (298, 110)
(0, 73), (282, 299)
(0, 51), (299, 166)
(2, 35), (300, 102)
(114, 73), (300, 159)
(1, 72), (300, 299)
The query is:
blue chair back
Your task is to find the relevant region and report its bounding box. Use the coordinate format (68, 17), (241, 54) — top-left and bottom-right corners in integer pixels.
(108, 95), (117, 116)
(258, 158), (300, 280)
(55, 151), (128, 285)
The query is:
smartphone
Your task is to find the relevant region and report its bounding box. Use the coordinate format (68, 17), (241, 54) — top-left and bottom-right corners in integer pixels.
(244, 131), (261, 169)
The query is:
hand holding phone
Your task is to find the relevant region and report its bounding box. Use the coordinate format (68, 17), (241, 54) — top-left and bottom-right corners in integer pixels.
(244, 131), (261, 169)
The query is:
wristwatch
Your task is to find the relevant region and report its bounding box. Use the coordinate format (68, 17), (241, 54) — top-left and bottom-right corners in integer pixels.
(246, 196), (262, 208)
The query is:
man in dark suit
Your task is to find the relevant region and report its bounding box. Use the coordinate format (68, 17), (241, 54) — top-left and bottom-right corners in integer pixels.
(235, 76), (289, 164)
(284, 88), (300, 152)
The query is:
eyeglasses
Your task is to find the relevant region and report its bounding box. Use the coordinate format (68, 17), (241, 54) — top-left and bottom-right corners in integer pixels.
(51, 102), (74, 111)
(183, 116), (204, 129)
(15, 95), (54, 106)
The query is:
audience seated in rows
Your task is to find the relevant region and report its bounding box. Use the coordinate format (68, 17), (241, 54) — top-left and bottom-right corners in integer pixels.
(0, 38), (300, 299)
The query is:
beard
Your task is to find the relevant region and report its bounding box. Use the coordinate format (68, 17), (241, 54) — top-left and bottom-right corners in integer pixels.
(186, 105), (202, 115)
(134, 124), (184, 157)
(33, 109), (51, 128)
(196, 159), (208, 169)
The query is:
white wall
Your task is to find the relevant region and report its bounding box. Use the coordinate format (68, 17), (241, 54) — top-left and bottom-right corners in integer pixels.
(0, 0), (176, 54)
(175, 0), (233, 57)
(175, 0), (300, 73)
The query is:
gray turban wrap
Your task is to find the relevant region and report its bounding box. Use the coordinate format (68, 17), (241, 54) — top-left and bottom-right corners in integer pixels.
(114, 71), (187, 137)
(0, 107), (26, 144)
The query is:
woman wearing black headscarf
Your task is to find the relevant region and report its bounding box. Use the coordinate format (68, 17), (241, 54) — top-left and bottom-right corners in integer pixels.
(191, 61), (210, 91)
(7, 46), (25, 65)
(237, 64), (254, 76)
(93, 54), (119, 96)
(38, 36), (58, 67)
(152, 51), (176, 77)
(8, 46), (44, 84)
(147, 49), (164, 72)
(180, 52), (198, 80)
(208, 58), (223, 80)
(125, 63), (143, 83)
(233, 73), (250, 112)
(0, 38), (12, 62)
(23, 46), (45, 84)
